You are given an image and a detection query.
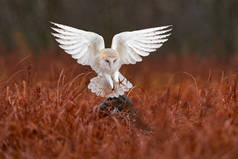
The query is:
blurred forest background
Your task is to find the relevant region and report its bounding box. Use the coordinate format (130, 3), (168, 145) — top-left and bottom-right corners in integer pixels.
(0, 0), (237, 57)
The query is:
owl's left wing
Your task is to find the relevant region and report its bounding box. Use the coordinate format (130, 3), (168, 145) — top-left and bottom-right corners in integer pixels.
(111, 25), (172, 65)
(50, 22), (105, 66)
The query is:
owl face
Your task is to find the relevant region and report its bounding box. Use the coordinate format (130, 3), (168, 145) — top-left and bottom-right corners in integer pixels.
(98, 49), (121, 72)
(102, 56), (120, 69)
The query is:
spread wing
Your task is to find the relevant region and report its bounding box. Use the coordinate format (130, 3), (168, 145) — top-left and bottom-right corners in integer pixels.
(111, 25), (172, 65)
(50, 22), (105, 66)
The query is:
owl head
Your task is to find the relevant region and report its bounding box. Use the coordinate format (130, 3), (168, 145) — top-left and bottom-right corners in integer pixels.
(99, 48), (120, 69)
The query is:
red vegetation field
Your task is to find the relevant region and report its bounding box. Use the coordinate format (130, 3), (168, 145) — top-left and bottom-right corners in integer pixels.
(1, 51), (238, 159)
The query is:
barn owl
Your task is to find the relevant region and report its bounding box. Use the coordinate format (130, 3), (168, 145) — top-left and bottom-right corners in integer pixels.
(50, 22), (172, 98)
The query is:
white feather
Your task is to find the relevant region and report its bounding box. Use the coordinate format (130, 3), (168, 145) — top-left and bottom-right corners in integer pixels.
(111, 25), (172, 65)
(50, 22), (105, 66)
(88, 73), (132, 98)
(55, 39), (79, 45)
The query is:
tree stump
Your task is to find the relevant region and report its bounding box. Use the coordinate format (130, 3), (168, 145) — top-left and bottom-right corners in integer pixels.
(96, 95), (137, 122)
(91, 95), (152, 132)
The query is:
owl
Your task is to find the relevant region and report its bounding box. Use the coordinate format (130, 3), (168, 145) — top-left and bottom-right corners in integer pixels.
(50, 22), (172, 98)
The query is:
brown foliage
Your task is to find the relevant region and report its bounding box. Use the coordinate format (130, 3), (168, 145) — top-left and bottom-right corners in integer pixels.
(0, 52), (238, 159)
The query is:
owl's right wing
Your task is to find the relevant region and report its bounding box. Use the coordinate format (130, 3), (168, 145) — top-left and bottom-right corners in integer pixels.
(50, 22), (105, 66)
(111, 25), (172, 65)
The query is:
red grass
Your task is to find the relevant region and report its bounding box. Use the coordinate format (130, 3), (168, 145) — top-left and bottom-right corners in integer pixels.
(0, 52), (238, 159)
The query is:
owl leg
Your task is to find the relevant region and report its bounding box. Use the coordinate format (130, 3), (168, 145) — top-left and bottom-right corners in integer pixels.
(113, 71), (120, 82)
(104, 74), (114, 90)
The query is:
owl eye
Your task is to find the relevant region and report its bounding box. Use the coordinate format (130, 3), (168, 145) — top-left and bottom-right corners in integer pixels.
(105, 59), (110, 63)
(113, 59), (117, 63)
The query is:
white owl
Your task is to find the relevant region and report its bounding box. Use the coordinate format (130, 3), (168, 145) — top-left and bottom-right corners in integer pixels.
(50, 22), (172, 98)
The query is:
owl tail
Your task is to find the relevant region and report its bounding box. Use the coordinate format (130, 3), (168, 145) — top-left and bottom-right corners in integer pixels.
(88, 72), (133, 98)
